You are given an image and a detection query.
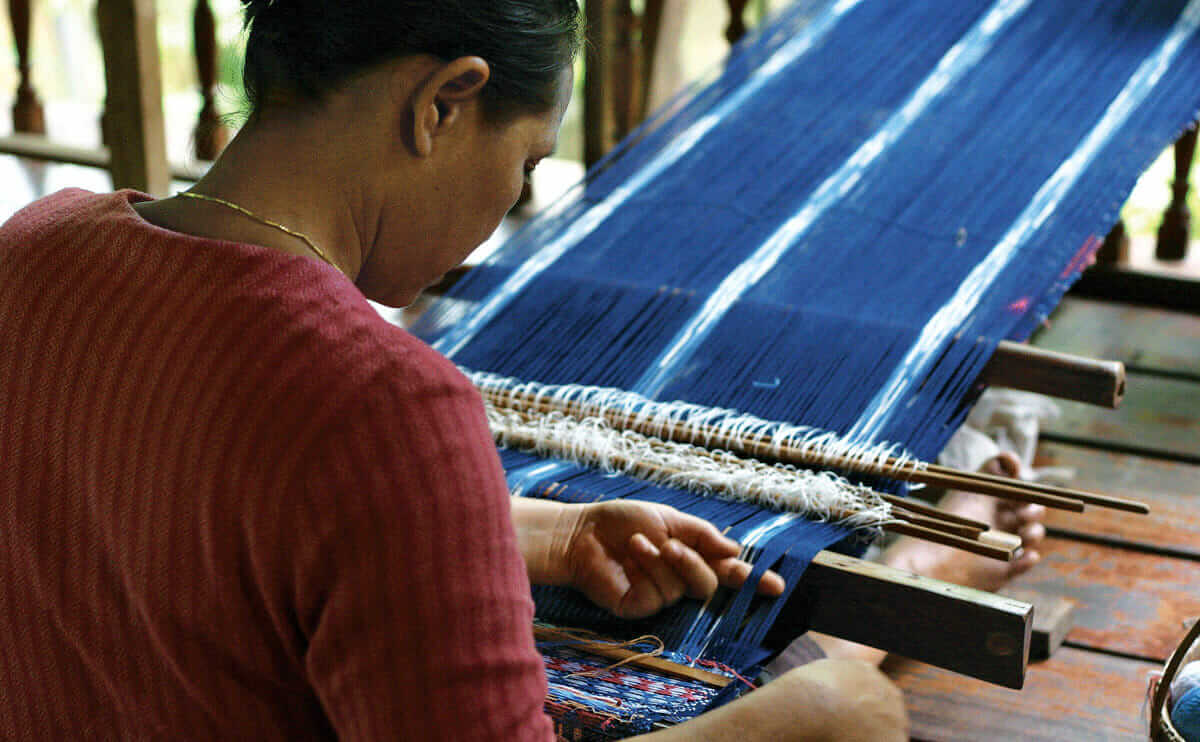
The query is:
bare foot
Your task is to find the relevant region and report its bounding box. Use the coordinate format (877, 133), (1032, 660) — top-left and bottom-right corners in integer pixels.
(882, 452), (1046, 593)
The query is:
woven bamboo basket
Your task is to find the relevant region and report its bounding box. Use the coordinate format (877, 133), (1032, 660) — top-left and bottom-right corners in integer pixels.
(1151, 618), (1200, 742)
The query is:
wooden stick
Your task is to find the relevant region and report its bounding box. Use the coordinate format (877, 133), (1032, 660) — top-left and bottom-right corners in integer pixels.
(533, 626), (733, 689)
(886, 522), (1014, 561)
(923, 462), (1150, 514)
(879, 493), (991, 531)
(480, 386), (1124, 513)
(986, 341), (1125, 409)
(891, 510), (986, 539)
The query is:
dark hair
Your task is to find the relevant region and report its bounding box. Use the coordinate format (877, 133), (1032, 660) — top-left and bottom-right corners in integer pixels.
(241, 0), (581, 119)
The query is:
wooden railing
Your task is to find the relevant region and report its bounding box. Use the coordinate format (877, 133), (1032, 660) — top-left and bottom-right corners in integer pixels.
(3, 0), (225, 194)
(3, 0), (1196, 264)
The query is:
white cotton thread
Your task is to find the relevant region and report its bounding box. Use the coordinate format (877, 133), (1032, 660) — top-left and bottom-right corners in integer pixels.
(473, 371), (895, 529)
(468, 369), (925, 482)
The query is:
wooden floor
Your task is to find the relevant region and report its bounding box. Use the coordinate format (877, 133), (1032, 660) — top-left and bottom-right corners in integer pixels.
(892, 294), (1200, 741)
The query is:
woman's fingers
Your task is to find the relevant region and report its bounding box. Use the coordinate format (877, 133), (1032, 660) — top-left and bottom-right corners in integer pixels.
(669, 513), (742, 560)
(629, 533), (690, 606)
(713, 556), (786, 596)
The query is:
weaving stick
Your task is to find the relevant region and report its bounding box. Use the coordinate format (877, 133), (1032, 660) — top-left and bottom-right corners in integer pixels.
(498, 408), (1019, 560)
(478, 384), (1147, 514)
(922, 462), (1148, 514)
(532, 626), (733, 689)
(878, 493), (991, 531)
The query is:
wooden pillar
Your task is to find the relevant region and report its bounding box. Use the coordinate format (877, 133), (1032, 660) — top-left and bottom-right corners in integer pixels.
(9, 0), (46, 134)
(192, 0), (228, 161)
(584, 0), (616, 167)
(1156, 124), (1197, 261)
(726, 0), (752, 44)
(1095, 219), (1130, 266)
(96, 0), (169, 195)
(639, 0), (665, 118)
(610, 0), (641, 142)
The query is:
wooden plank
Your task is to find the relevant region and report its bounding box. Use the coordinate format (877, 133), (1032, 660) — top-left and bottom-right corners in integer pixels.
(891, 646), (1158, 742)
(1033, 297), (1200, 374)
(96, 0), (170, 195)
(1041, 372), (1200, 462)
(1037, 442), (1200, 557)
(766, 551), (1033, 689)
(1007, 537), (1200, 661)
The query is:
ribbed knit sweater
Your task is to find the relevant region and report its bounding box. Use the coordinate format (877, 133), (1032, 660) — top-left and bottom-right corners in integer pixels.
(0, 189), (553, 740)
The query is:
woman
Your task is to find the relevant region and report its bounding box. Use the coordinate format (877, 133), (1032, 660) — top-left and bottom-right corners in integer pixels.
(0, 1), (907, 739)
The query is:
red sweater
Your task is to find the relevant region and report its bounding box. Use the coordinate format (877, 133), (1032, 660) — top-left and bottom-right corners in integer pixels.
(0, 190), (553, 740)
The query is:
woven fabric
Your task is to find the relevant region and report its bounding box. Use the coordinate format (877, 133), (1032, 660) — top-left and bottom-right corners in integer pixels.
(414, 0), (1200, 677)
(539, 641), (748, 738)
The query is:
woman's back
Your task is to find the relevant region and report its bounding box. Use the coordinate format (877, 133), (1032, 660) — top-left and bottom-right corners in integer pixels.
(0, 189), (552, 740)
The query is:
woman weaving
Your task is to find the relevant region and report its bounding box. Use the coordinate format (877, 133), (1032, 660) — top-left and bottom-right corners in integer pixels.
(0, 0), (1045, 739)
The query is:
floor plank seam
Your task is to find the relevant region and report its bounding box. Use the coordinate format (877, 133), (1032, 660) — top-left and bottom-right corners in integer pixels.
(1046, 526), (1200, 562)
(1060, 640), (1165, 665)
(1122, 364), (1200, 384)
(1039, 432), (1200, 467)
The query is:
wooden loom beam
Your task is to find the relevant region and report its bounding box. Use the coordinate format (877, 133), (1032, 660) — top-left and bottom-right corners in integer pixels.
(773, 550), (1032, 689)
(541, 550), (1033, 690)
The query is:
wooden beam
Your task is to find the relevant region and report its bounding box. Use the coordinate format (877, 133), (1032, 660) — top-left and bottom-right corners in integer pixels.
(0, 132), (206, 181)
(984, 341), (1126, 409)
(767, 550), (1032, 689)
(96, 0), (169, 195)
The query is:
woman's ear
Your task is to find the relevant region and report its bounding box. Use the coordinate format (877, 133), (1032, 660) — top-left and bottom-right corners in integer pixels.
(407, 56), (491, 158)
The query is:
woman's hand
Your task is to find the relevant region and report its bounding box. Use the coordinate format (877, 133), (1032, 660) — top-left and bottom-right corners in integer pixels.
(513, 498), (785, 619)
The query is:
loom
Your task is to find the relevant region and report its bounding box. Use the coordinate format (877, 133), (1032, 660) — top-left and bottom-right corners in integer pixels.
(409, 0), (1200, 735)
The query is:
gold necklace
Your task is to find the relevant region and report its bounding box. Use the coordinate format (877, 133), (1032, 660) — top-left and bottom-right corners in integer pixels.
(176, 191), (343, 274)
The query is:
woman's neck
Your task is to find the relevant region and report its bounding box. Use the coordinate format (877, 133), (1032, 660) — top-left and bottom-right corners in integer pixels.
(136, 116), (373, 280)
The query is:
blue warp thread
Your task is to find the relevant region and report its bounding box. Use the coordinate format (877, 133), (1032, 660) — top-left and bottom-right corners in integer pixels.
(412, 0), (1200, 730)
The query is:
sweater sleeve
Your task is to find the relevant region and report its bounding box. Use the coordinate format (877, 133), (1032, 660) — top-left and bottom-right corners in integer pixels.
(291, 355), (553, 741)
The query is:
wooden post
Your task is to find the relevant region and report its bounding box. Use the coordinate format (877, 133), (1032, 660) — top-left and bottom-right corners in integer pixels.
(1094, 219), (1129, 265)
(639, 0), (665, 119)
(610, 0), (641, 142)
(1156, 124), (1197, 261)
(584, 0), (615, 168)
(96, 0), (169, 195)
(9, 0), (46, 134)
(192, 0), (228, 162)
(726, 0), (752, 45)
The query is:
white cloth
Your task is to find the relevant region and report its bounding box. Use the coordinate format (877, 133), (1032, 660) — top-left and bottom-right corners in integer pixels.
(938, 389), (1072, 485)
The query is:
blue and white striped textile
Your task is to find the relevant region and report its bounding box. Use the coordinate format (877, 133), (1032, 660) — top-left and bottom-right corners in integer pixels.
(413, 0), (1200, 674)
